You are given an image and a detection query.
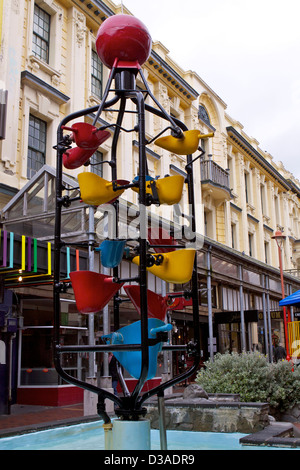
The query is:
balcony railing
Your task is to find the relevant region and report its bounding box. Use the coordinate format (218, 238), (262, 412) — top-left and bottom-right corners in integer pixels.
(284, 269), (300, 280)
(200, 157), (231, 200)
(200, 157), (229, 188)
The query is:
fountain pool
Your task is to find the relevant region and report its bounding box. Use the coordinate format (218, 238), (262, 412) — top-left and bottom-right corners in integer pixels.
(0, 419), (293, 450)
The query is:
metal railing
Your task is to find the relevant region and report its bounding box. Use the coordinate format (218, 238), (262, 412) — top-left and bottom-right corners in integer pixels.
(284, 269), (300, 280)
(200, 157), (230, 190)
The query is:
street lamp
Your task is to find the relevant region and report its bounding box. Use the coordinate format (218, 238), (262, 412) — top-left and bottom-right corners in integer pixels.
(272, 230), (290, 360)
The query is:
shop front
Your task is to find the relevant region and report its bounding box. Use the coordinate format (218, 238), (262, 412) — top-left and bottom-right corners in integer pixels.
(17, 298), (88, 406)
(215, 310), (259, 354)
(0, 166), (92, 409)
(0, 234), (89, 407)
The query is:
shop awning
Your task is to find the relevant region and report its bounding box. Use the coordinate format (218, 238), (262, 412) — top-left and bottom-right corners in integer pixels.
(279, 290), (300, 307)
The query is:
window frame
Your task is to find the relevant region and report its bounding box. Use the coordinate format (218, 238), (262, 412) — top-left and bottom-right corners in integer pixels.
(91, 49), (103, 99)
(27, 114), (47, 179)
(264, 241), (269, 264)
(90, 150), (104, 177)
(231, 223), (236, 249)
(248, 232), (254, 257)
(32, 4), (51, 64)
(244, 172), (250, 204)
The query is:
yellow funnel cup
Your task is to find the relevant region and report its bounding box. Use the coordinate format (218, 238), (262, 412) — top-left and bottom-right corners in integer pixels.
(155, 130), (214, 155)
(132, 248), (196, 284)
(78, 172), (128, 206)
(132, 175), (185, 205)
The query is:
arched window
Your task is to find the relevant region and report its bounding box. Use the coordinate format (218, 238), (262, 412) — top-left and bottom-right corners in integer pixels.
(198, 105), (211, 126)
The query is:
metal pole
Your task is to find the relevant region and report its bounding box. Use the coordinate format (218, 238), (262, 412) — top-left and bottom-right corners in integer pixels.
(88, 207), (95, 378)
(158, 392), (167, 450)
(102, 210), (110, 377)
(131, 90), (149, 404)
(277, 243), (290, 359)
(262, 275), (269, 360)
(207, 247), (214, 360)
(161, 281), (168, 375)
(266, 275), (273, 362)
(238, 265), (246, 351)
(102, 266), (110, 377)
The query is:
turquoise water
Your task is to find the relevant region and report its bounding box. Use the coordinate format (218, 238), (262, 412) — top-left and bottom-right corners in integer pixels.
(0, 420), (292, 450)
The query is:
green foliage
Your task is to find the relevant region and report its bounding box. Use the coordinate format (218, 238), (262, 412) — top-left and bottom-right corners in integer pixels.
(196, 352), (300, 412)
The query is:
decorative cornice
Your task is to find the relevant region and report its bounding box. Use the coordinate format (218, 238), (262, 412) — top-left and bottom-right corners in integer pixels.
(21, 71), (70, 105)
(148, 51), (198, 101)
(247, 213), (259, 224)
(75, 0), (114, 21)
(170, 164), (187, 177)
(263, 224), (274, 233)
(230, 202), (242, 213)
(227, 126), (291, 191)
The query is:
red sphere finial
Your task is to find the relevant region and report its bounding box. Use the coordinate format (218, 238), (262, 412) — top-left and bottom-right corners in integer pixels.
(95, 14), (152, 69)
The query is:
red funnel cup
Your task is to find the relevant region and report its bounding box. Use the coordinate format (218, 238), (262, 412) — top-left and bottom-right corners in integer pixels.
(124, 285), (169, 321)
(70, 123), (111, 149)
(70, 271), (124, 314)
(166, 293), (193, 310)
(63, 147), (96, 170)
(148, 227), (177, 253)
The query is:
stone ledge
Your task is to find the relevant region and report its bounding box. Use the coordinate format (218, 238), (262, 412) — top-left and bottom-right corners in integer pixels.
(146, 399), (269, 434)
(240, 422), (300, 448)
(146, 395), (269, 411)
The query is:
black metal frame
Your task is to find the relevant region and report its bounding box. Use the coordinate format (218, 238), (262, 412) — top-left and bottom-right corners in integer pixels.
(53, 65), (200, 423)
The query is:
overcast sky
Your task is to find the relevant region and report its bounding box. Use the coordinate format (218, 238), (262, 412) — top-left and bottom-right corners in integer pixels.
(114, 0), (300, 181)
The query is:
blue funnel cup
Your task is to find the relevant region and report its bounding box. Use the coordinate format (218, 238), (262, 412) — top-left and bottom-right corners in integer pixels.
(95, 239), (126, 268)
(101, 319), (172, 380)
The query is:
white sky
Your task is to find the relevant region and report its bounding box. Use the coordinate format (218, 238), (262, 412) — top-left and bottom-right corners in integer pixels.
(113, 0), (300, 180)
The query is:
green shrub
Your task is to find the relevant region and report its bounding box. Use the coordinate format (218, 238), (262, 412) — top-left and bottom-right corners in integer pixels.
(196, 352), (300, 412)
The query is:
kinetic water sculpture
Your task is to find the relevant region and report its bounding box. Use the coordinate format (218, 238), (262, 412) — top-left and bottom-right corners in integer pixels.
(132, 248), (196, 284)
(124, 285), (170, 321)
(95, 239), (127, 268)
(155, 130), (214, 155)
(95, 14), (152, 69)
(69, 271), (124, 314)
(53, 12), (203, 451)
(62, 146), (96, 169)
(132, 174), (185, 205)
(147, 226), (177, 253)
(62, 122), (111, 149)
(101, 319), (173, 380)
(78, 172), (129, 206)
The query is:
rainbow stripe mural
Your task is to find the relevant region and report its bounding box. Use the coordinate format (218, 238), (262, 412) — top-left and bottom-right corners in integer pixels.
(0, 230), (88, 286)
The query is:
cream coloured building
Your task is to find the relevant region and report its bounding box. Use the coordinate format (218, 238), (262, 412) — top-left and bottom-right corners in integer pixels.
(0, 0), (300, 409)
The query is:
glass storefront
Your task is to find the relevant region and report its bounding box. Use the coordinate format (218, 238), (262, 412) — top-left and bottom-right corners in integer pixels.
(20, 326), (88, 386)
(19, 299), (89, 387)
